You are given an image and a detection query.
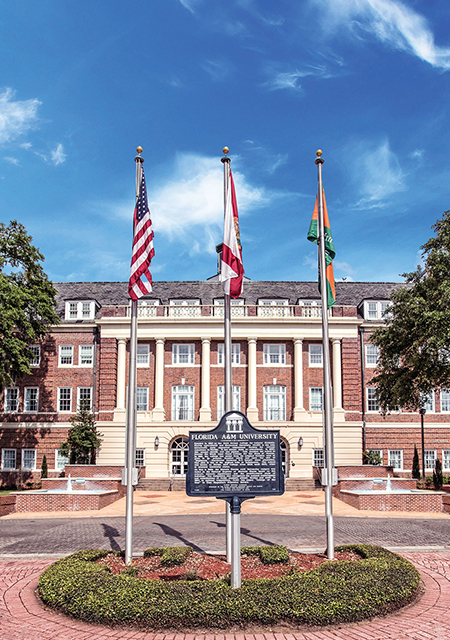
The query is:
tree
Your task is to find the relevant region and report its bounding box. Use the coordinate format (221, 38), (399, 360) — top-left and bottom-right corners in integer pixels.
(59, 407), (103, 464)
(363, 450), (382, 465)
(0, 220), (59, 391)
(412, 445), (421, 480)
(41, 454), (48, 479)
(433, 457), (443, 490)
(371, 211), (450, 412)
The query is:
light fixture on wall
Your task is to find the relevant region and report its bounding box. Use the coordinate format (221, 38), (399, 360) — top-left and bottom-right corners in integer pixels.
(298, 437), (304, 448)
(155, 436), (159, 448)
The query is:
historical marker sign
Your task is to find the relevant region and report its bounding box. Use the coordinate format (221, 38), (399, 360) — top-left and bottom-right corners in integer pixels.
(186, 411), (285, 497)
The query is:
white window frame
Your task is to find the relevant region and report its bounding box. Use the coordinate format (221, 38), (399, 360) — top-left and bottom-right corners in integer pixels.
(213, 298), (245, 317)
(77, 387), (92, 411)
(5, 388), (19, 412)
(65, 300), (96, 320)
(364, 300), (390, 320)
(217, 385), (241, 419)
(388, 449), (403, 471)
(309, 387), (323, 412)
(136, 387), (149, 412)
(55, 449), (69, 471)
(217, 343), (241, 365)
(441, 389), (450, 413)
(168, 300), (201, 318)
(263, 385), (286, 421)
(172, 344), (195, 365)
(2, 448), (16, 470)
(365, 344), (380, 368)
(367, 449), (383, 465)
(79, 345), (94, 366)
(58, 387), (72, 413)
(170, 436), (189, 476)
(366, 387), (380, 412)
(29, 345), (41, 367)
(24, 387), (39, 413)
(442, 450), (450, 472)
(59, 345), (74, 366)
(313, 448), (324, 467)
(171, 385), (195, 421)
(424, 449), (437, 471)
(263, 343), (286, 365)
(258, 299), (290, 317)
(136, 344), (150, 367)
(298, 300), (322, 318)
(22, 448), (36, 471)
(309, 344), (323, 367)
(135, 448), (146, 467)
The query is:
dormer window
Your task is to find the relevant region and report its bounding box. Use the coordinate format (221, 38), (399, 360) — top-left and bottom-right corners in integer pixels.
(363, 301), (390, 321)
(258, 299), (290, 317)
(65, 300), (96, 320)
(168, 300), (201, 317)
(298, 300), (322, 318)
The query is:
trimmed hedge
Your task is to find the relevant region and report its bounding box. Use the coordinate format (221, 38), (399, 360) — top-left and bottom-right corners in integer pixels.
(143, 546), (192, 567)
(241, 545), (289, 565)
(38, 545), (420, 630)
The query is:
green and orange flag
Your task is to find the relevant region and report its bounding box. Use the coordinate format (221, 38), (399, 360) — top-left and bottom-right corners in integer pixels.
(307, 189), (336, 308)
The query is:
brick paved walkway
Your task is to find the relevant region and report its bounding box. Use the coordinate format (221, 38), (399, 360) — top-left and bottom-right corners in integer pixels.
(1, 552), (450, 640)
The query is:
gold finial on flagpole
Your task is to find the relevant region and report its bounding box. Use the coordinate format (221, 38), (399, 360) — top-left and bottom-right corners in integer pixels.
(136, 146), (143, 154)
(221, 146), (230, 164)
(223, 146), (229, 155)
(135, 146), (144, 164)
(315, 149), (324, 165)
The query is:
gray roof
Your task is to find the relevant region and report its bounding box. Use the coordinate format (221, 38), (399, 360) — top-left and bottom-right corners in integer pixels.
(54, 280), (403, 318)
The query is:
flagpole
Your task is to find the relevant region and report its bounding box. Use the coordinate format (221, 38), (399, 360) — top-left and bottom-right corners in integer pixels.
(124, 148), (143, 564)
(221, 147), (232, 563)
(315, 149), (335, 561)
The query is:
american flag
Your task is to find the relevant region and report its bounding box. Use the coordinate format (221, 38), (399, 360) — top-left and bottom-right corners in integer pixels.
(128, 165), (155, 300)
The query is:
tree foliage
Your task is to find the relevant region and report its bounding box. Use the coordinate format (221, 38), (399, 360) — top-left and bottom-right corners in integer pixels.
(371, 211), (450, 412)
(433, 457), (443, 490)
(412, 446), (421, 480)
(0, 220), (59, 391)
(59, 408), (103, 464)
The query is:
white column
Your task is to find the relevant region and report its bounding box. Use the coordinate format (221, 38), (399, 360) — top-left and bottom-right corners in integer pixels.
(247, 337), (258, 422)
(293, 338), (306, 421)
(152, 338), (166, 421)
(199, 337), (212, 422)
(332, 339), (343, 411)
(114, 338), (127, 421)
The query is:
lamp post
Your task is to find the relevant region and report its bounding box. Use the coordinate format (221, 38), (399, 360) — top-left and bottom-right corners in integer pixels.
(419, 407), (426, 480)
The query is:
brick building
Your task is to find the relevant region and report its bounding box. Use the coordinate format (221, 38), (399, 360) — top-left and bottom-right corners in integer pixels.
(1, 278), (449, 488)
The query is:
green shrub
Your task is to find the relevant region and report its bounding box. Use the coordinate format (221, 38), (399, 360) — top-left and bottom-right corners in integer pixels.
(412, 446), (421, 480)
(363, 450), (382, 465)
(433, 457), (443, 490)
(241, 545), (289, 564)
(143, 546), (192, 567)
(38, 544), (420, 630)
(41, 455), (48, 479)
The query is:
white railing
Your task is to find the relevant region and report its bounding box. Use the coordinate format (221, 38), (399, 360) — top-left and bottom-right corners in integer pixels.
(129, 304), (324, 319)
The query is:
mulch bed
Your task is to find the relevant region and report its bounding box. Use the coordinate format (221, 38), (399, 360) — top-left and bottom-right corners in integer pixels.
(97, 549), (360, 581)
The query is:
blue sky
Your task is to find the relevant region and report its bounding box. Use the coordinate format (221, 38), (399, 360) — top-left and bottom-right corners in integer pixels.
(1, 0), (450, 284)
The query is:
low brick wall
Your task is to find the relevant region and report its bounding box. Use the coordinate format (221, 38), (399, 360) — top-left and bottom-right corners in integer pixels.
(13, 490), (121, 512)
(337, 465), (395, 479)
(64, 465), (124, 478)
(41, 478), (124, 493)
(337, 489), (445, 512)
(338, 478), (417, 491)
(0, 494), (16, 516)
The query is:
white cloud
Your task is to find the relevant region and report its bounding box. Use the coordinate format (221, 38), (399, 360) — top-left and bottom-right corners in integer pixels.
(3, 156), (19, 166)
(333, 260), (357, 276)
(0, 88), (41, 145)
(317, 0), (450, 70)
(264, 63), (336, 92)
(51, 143), (66, 166)
(202, 59), (232, 82)
(178, 0), (203, 14)
(348, 139), (406, 208)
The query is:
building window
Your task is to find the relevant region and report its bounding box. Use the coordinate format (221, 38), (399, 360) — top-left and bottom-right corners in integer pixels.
(298, 300), (322, 318)
(367, 449), (383, 465)
(77, 387), (92, 411)
(170, 437), (189, 476)
(5, 388), (19, 412)
(2, 449), (16, 470)
(79, 345), (94, 366)
(217, 385), (241, 419)
(137, 344), (150, 367)
(29, 345), (41, 367)
(59, 345), (73, 366)
(263, 385), (286, 421)
(366, 387), (380, 412)
(424, 450), (437, 471)
(136, 387), (149, 411)
(388, 449), (403, 471)
(365, 344), (380, 367)
(422, 391), (435, 413)
(309, 344), (323, 367)
(172, 385), (195, 421)
(135, 448), (145, 467)
(441, 390), (450, 413)
(258, 300), (290, 317)
(55, 449), (69, 471)
(217, 343), (240, 365)
(22, 449), (36, 471)
(169, 300), (201, 317)
(263, 344), (286, 365)
(24, 387), (39, 413)
(364, 301), (390, 320)
(309, 387), (323, 412)
(65, 300), (95, 320)
(443, 450), (450, 472)
(213, 298), (245, 317)
(280, 440), (288, 477)
(58, 387), (72, 412)
(172, 344), (195, 365)
(313, 448), (324, 467)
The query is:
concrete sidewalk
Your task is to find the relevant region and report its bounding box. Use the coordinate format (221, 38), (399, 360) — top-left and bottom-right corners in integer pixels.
(4, 489), (450, 519)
